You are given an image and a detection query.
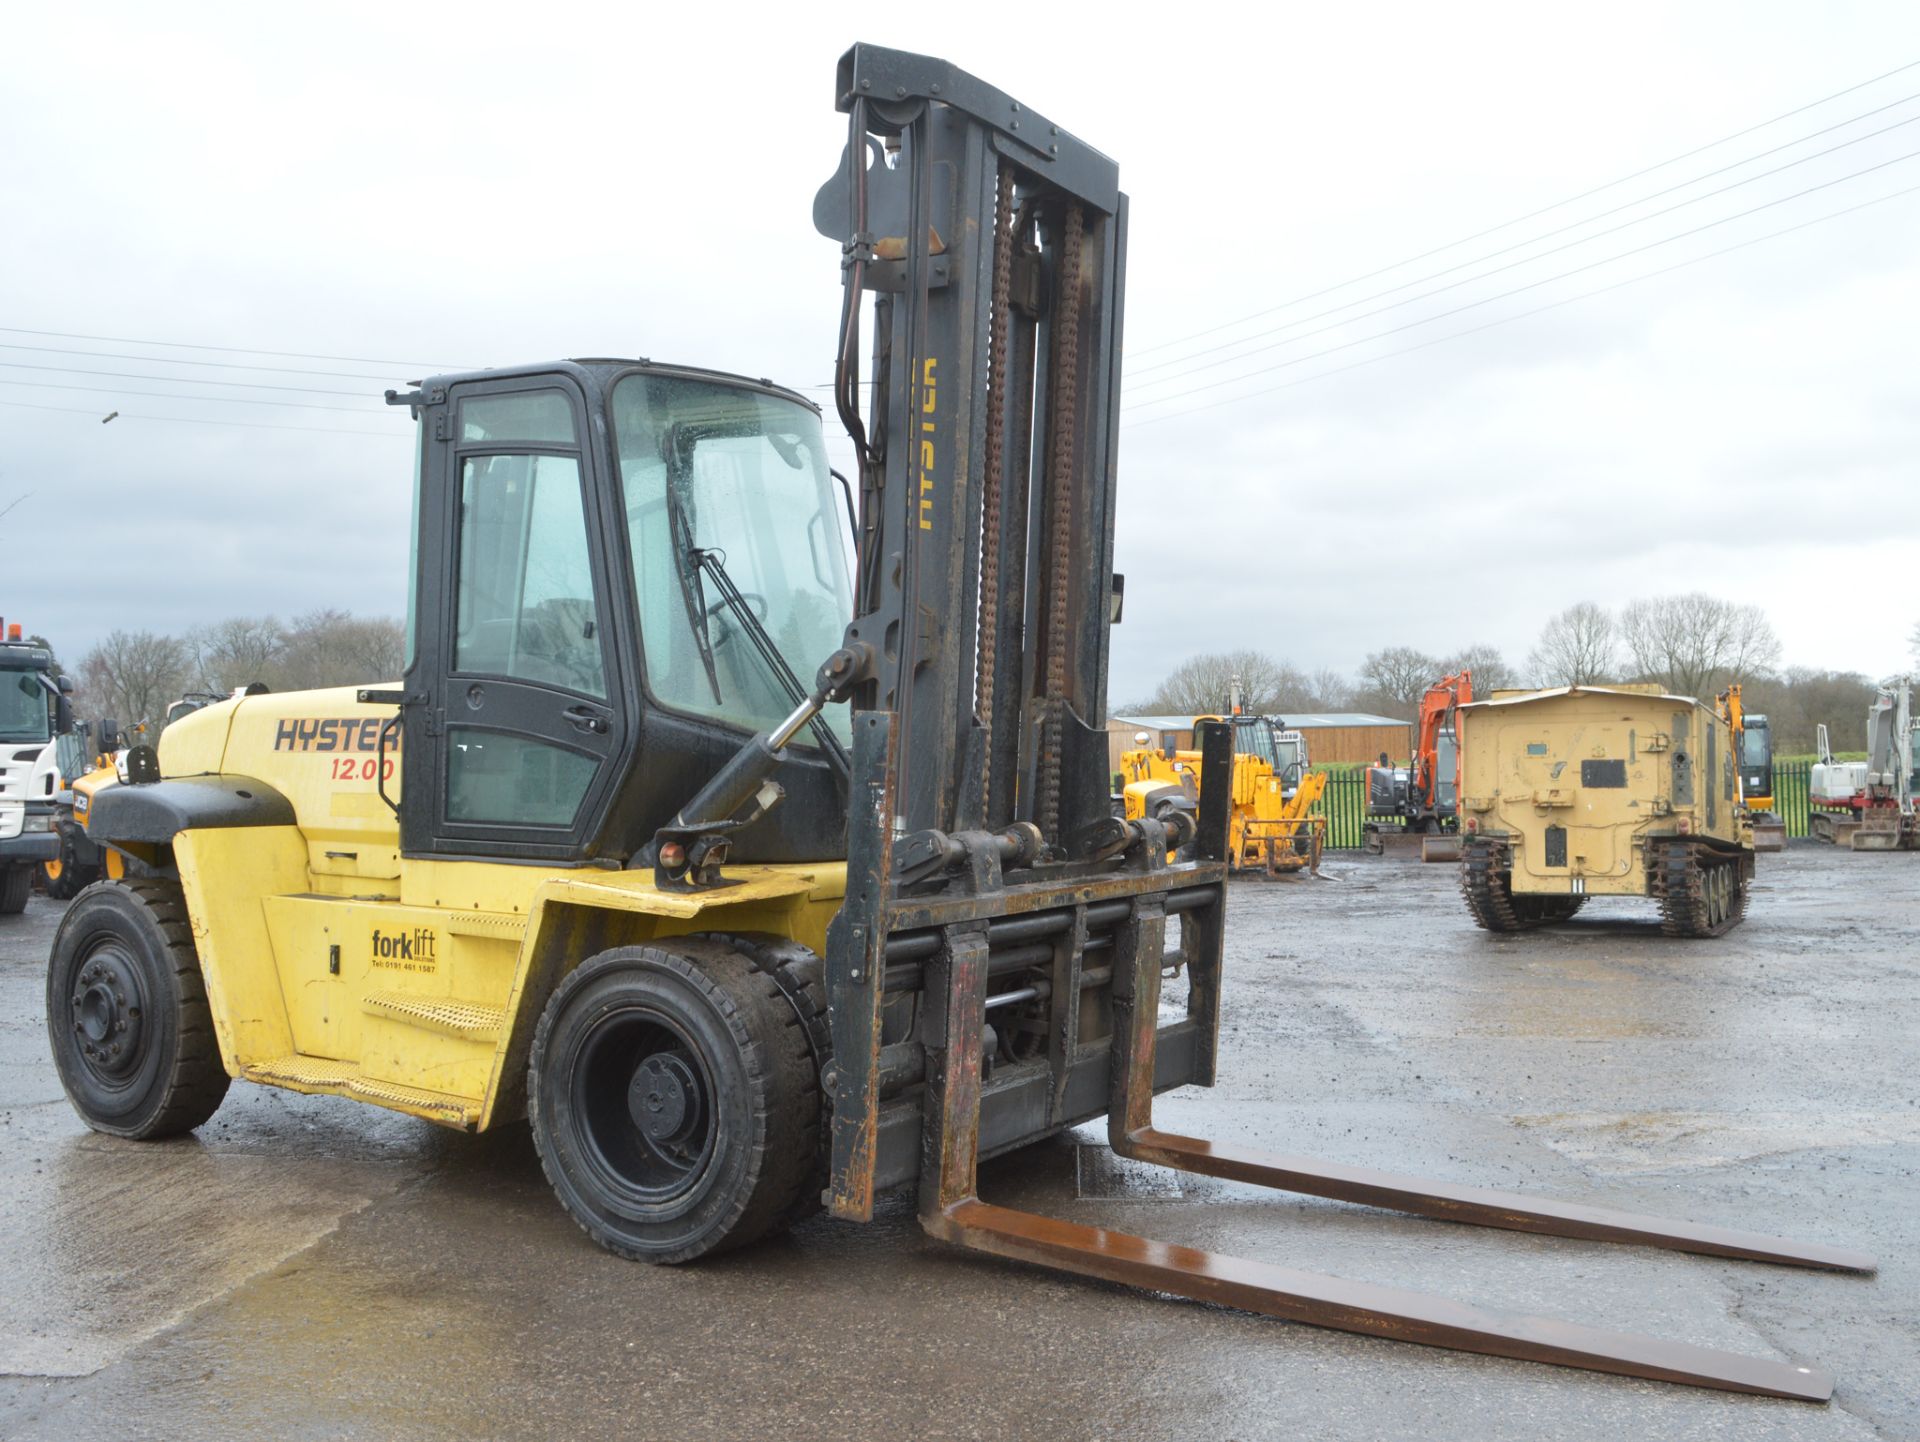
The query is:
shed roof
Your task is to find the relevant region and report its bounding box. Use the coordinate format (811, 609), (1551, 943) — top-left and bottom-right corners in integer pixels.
(1113, 712), (1407, 730)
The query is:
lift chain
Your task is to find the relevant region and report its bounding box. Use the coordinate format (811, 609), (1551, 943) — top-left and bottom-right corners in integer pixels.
(975, 164), (1016, 820)
(1036, 201), (1086, 846)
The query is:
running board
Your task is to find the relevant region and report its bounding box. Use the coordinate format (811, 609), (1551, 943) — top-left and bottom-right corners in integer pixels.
(913, 892), (1870, 1401)
(926, 1199), (1834, 1401)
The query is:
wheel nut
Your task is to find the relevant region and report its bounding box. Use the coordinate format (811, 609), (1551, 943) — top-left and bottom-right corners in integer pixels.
(116, 1020), (128, 1033)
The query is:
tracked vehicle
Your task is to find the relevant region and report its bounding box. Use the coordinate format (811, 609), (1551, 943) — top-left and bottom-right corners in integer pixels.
(1456, 685), (1755, 936)
(49, 45), (1867, 1399)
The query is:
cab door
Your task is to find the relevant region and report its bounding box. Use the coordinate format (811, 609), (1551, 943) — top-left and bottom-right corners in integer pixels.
(401, 378), (628, 862)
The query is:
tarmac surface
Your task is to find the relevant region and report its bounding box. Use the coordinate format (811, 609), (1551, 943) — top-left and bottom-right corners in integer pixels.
(0, 845), (1913, 1441)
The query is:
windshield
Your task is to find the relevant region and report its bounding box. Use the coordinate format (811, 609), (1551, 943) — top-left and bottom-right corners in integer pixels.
(1435, 729), (1458, 806)
(0, 665), (53, 745)
(1233, 721), (1278, 767)
(1740, 719), (1770, 767)
(612, 375), (852, 740)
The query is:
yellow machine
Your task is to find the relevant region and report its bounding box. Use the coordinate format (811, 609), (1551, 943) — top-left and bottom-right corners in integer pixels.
(1454, 685), (1754, 936)
(1119, 715), (1326, 874)
(40, 46), (1870, 1398)
(1715, 683), (1785, 851)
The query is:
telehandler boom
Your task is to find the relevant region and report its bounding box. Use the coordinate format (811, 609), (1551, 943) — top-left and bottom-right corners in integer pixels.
(50, 44), (1867, 1400)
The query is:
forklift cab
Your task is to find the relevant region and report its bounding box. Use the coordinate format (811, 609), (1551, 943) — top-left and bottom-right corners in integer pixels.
(391, 360), (853, 868)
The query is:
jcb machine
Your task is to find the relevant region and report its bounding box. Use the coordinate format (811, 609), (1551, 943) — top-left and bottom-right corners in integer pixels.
(1118, 714), (1325, 874)
(1365, 669), (1470, 862)
(49, 47), (1868, 1398)
(1456, 686), (1757, 936)
(1716, 684), (1785, 852)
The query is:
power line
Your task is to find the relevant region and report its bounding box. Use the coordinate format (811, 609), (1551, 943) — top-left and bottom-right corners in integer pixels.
(0, 324), (460, 369)
(0, 341), (411, 381)
(0, 376), (402, 414)
(1125, 179), (1920, 430)
(0, 360), (379, 398)
(1129, 112), (1920, 397)
(0, 398), (408, 439)
(1125, 145), (1920, 412)
(1126, 56), (1920, 361)
(1127, 91), (1920, 384)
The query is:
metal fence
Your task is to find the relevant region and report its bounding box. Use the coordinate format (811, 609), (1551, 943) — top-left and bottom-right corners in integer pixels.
(1311, 770), (1371, 850)
(1772, 759), (1813, 838)
(1310, 759), (1822, 851)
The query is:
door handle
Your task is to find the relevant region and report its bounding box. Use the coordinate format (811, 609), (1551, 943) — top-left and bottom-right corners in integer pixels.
(563, 703), (610, 735)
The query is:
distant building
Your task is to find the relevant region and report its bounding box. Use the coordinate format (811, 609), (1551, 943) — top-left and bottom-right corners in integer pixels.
(1108, 712), (1410, 774)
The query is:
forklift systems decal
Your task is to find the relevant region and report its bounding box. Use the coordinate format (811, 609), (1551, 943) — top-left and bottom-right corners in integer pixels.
(370, 926), (437, 973)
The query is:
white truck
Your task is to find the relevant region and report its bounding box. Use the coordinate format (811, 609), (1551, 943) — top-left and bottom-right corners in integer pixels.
(0, 622), (69, 913)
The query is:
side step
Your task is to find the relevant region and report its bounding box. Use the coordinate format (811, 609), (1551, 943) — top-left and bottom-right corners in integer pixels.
(915, 895), (1870, 1401)
(241, 1054), (479, 1129)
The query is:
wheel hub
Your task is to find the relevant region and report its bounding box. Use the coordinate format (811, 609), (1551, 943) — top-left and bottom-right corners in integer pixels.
(71, 948), (144, 1077)
(628, 1051), (705, 1155)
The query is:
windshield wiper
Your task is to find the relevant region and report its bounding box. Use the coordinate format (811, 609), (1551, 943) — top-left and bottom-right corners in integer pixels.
(693, 547), (850, 782)
(663, 461), (725, 706)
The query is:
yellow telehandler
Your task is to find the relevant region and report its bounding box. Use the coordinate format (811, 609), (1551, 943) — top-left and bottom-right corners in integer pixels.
(46, 44), (1866, 1399)
(1118, 714), (1325, 874)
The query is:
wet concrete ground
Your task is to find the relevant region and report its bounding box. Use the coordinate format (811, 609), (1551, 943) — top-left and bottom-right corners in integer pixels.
(0, 846), (1912, 1440)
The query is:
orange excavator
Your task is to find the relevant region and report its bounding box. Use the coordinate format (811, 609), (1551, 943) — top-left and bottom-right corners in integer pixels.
(1365, 670), (1472, 861)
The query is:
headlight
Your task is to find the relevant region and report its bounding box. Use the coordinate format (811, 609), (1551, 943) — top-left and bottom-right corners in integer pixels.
(24, 815), (52, 832)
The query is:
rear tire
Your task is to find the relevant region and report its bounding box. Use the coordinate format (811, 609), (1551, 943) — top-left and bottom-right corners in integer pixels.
(529, 937), (820, 1264)
(0, 865), (29, 914)
(46, 879), (231, 1137)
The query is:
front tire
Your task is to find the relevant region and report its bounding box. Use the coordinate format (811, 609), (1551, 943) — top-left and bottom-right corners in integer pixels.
(0, 865), (29, 914)
(43, 831), (103, 901)
(529, 938), (821, 1264)
(46, 879), (231, 1137)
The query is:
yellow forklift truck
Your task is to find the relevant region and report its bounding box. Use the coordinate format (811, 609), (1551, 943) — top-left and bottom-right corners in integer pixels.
(50, 45), (1866, 1399)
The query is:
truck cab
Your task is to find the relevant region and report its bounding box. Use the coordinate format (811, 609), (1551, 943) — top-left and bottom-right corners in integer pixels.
(0, 625), (67, 912)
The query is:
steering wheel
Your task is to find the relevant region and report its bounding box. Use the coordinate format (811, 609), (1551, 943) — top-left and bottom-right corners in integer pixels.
(709, 591), (770, 650)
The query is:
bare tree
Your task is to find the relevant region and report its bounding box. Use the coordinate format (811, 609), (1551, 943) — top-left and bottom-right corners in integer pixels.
(1910, 617), (1920, 667)
(1349, 645), (1439, 719)
(1528, 602), (1618, 687)
(1740, 667), (1877, 754)
(1437, 643), (1517, 693)
(76, 631), (192, 727)
(192, 616), (286, 694)
(1139, 650), (1293, 715)
(278, 610), (406, 690)
(1620, 593), (1780, 698)
(1306, 668), (1352, 711)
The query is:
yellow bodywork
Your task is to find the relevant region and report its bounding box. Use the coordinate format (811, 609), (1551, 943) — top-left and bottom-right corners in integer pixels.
(1118, 729), (1327, 874)
(118, 688), (845, 1132)
(1457, 686), (1751, 898)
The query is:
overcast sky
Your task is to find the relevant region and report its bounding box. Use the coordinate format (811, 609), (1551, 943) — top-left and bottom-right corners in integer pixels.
(4, 3), (1918, 706)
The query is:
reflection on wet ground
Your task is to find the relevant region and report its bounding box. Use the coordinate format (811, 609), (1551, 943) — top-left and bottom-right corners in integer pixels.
(0, 845), (1912, 1440)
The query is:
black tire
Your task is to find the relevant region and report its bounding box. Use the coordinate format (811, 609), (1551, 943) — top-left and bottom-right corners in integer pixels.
(710, 933), (831, 1229)
(43, 831), (103, 901)
(529, 937), (821, 1264)
(46, 879), (231, 1138)
(0, 865), (30, 914)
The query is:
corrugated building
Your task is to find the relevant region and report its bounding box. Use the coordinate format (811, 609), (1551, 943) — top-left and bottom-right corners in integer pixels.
(1109, 712), (1411, 774)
